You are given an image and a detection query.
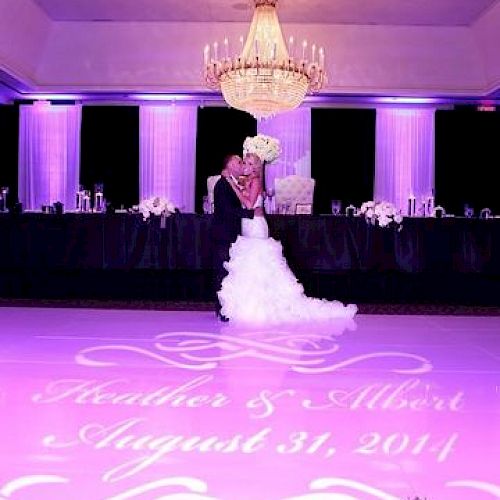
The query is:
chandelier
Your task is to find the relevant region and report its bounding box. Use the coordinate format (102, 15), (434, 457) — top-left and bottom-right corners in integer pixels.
(203, 0), (326, 120)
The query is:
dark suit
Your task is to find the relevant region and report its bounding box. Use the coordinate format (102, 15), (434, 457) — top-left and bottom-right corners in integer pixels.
(211, 176), (254, 315)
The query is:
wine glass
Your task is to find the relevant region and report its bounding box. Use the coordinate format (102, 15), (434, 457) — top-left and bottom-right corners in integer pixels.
(202, 196), (210, 214)
(265, 188), (275, 214)
(331, 199), (342, 216)
(0, 187), (8, 212)
(480, 208), (492, 219)
(464, 204), (474, 218)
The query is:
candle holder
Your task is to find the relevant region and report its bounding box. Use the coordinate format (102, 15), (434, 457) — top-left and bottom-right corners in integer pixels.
(419, 198), (427, 217)
(94, 183), (105, 212)
(480, 208), (492, 219)
(345, 204), (357, 217)
(53, 202), (64, 215)
(426, 195), (435, 217)
(0, 187), (9, 212)
(76, 185), (85, 212)
(42, 205), (54, 214)
(82, 190), (91, 212)
(433, 205), (446, 218)
(407, 196), (416, 217)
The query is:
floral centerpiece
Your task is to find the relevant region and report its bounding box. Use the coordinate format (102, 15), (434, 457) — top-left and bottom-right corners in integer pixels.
(137, 196), (177, 221)
(243, 134), (281, 164)
(360, 200), (403, 230)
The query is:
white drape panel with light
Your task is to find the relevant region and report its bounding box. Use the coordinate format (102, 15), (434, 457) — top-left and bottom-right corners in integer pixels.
(375, 108), (435, 214)
(257, 107), (311, 189)
(18, 103), (82, 210)
(139, 105), (197, 212)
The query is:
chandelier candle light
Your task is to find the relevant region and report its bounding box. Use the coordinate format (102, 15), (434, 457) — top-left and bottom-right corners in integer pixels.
(204, 0), (326, 119)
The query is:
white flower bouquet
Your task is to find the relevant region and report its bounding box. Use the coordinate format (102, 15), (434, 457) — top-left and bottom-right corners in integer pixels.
(243, 134), (281, 163)
(360, 200), (403, 230)
(137, 196), (177, 221)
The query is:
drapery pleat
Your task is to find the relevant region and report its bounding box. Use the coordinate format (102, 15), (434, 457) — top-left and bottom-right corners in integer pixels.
(139, 105), (197, 212)
(18, 103), (81, 210)
(375, 108), (435, 214)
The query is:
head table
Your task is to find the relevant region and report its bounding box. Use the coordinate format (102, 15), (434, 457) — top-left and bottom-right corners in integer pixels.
(0, 213), (499, 305)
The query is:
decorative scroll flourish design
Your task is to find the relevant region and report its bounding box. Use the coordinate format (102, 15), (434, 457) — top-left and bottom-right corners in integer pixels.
(0, 475), (68, 498)
(107, 477), (217, 500)
(2, 475), (499, 499)
(0, 476), (217, 500)
(446, 480), (500, 497)
(284, 477), (500, 499)
(283, 477), (400, 500)
(75, 331), (432, 375)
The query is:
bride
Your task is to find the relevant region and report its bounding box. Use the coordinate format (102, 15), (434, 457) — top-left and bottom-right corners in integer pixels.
(217, 152), (357, 325)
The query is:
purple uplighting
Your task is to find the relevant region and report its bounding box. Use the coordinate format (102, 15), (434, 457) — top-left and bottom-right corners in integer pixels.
(18, 103), (81, 211)
(257, 108), (312, 189)
(139, 105), (198, 212)
(375, 108), (435, 214)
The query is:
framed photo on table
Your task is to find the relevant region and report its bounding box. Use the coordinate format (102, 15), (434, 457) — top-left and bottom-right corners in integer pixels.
(295, 203), (313, 215)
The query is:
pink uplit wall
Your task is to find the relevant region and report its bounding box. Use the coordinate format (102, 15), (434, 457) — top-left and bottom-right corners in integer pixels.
(375, 108), (435, 214)
(0, 0), (51, 83)
(18, 103), (81, 211)
(472, 2), (500, 93)
(33, 22), (486, 95)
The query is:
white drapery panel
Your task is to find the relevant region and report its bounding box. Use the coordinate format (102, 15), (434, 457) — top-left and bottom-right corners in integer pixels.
(18, 103), (81, 210)
(375, 108), (435, 214)
(139, 105), (197, 212)
(257, 107), (311, 190)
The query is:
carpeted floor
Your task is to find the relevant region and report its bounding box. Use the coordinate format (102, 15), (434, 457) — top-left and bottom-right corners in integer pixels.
(1, 298), (499, 315)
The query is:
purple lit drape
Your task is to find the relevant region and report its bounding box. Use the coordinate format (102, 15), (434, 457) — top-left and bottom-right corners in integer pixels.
(257, 107), (311, 189)
(375, 108), (435, 214)
(140, 105), (197, 212)
(18, 103), (81, 210)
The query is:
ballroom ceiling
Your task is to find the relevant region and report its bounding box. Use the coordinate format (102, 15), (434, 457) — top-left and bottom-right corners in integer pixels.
(33, 0), (499, 26)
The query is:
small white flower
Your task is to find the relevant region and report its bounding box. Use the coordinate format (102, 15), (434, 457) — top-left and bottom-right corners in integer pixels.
(378, 215), (391, 227)
(360, 202), (373, 213)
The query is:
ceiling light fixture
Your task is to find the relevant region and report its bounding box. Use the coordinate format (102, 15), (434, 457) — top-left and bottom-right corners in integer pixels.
(203, 0), (326, 119)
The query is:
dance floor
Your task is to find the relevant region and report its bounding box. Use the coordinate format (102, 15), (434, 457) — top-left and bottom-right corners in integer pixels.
(1, 308), (499, 500)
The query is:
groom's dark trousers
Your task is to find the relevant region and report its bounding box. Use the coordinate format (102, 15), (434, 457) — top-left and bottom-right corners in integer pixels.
(211, 176), (254, 316)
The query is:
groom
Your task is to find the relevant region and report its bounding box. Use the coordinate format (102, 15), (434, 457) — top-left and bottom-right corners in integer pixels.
(212, 155), (261, 321)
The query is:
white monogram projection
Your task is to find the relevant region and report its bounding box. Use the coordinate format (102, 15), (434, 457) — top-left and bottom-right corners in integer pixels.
(74, 330), (433, 375)
(1, 308), (499, 499)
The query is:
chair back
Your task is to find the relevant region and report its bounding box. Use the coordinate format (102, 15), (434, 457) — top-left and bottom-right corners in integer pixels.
(275, 175), (315, 214)
(207, 175), (221, 209)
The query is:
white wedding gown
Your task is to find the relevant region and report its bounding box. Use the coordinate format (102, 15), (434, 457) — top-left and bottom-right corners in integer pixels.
(218, 195), (357, 324)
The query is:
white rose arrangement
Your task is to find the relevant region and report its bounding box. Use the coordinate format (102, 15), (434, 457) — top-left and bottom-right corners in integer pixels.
(137, 196), (177, 221)
(360, 200), (403, 230)
(243, 134), (281, 163)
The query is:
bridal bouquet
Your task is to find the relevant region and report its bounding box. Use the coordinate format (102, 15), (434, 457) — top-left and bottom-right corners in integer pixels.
(360, 200), (403, 230)
(243, 134), (281, 163)
(138, 196), (177, 221)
